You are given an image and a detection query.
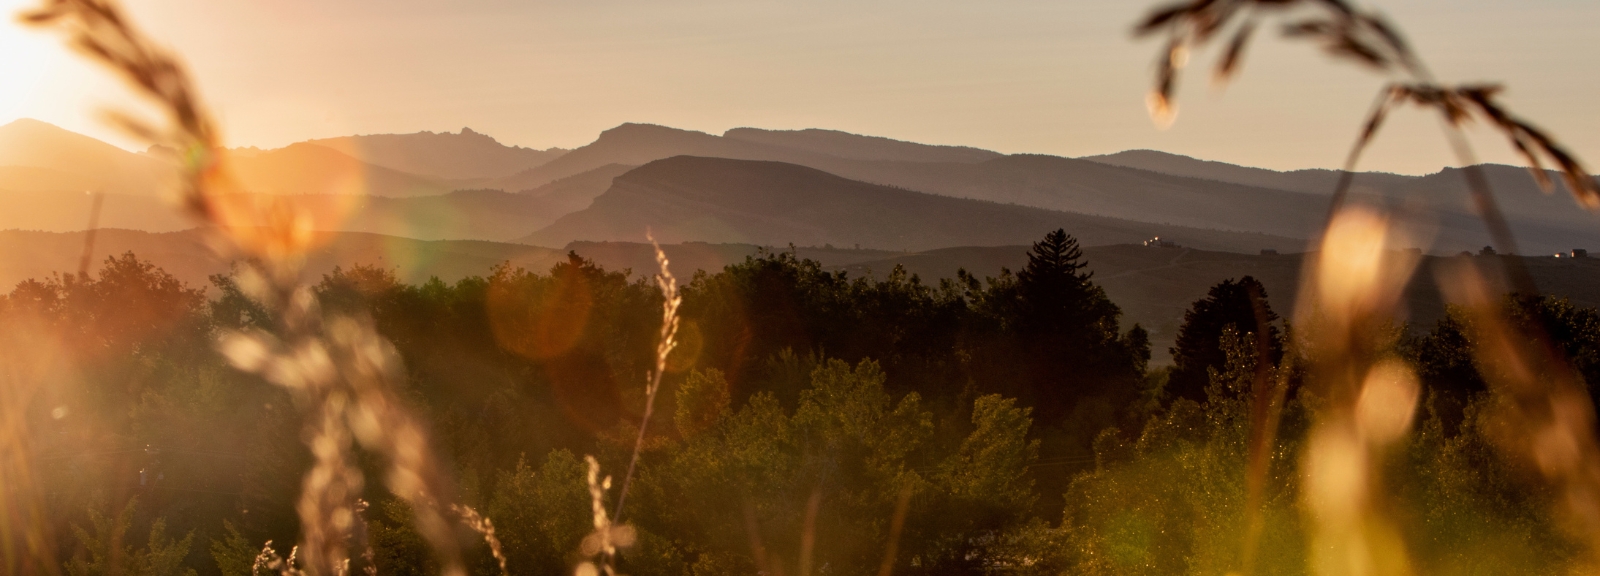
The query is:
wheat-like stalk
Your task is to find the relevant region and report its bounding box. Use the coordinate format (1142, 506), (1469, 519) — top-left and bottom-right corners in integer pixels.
(1136, 0), (1600, 224)
(253, 541), (306, 576)
(1295, 208), (1425, 575)
(1135, 1), (1600, 572)
(577, 456), (637, 576)
(0, 314), (64, 575)
(574, 234), (677, 576)
(612, 233), (681, 522)
(450, 504), (508, 576)
(23, 2), (485, 574)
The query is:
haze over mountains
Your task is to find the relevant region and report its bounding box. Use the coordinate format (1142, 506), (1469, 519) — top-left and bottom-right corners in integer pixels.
(521, 156), (1302, 253)
(5, 115), (1599, 361)
(299, 128), (568, 180)
(2, 117), (1598, 256)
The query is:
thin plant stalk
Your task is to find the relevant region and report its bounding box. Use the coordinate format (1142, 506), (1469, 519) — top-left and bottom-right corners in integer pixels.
(874, 486), (914, 576)
(24, 2), (483, 574)
(1135, 0), (1600, 572)
(612, 233), (681, 522)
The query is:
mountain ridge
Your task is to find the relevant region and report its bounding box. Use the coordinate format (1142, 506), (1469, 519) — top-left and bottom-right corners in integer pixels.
(302, 127), (567, 180)
(518, 155), (1306, 253)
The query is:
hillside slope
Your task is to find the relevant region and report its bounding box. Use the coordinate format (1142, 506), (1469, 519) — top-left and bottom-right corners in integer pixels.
(0, 228), (566, 289)
(303, 127), (566, 180)
(0, 118), (169, 195)
(1083, 149), (1415, 194)
(721, 127), (1001, 163)
(518, 156), (1305, 253)
(1084, 150), (1600, 254)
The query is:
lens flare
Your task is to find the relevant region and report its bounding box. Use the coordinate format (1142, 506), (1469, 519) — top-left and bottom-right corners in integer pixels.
(1355, 359), (1420, 446)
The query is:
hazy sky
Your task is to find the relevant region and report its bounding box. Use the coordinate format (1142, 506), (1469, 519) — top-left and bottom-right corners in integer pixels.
(2, 0), (1596, 174)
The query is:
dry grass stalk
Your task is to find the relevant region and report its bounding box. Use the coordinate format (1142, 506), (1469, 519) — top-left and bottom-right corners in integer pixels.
(24, 1), (486, 574)
(742, 501), (786, 576)
(1436, 262), (1600, 566)
(573, 233), (677, 576)
(1135, 0), (1599, 214)
(1295, 208), (1423, 576)
(252, 541), (306, 576)
(797, 490), (822, 576)
(1239, 287), (1291, 576)
(612, 233), (682, 521)
(450, 505), (508, 576)
(578, 456), (637, 576)
(1136, 1), (1600, 572)
(874, 486), (915, 576)
(0, 316), (65, 575)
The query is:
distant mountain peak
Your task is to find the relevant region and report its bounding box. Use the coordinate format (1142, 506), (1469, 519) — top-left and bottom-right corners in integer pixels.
(723, 126), (1001, 163)
(296, 127), (568, 180)
(597, 123), (715, 140)
(3, 117), (58, 129)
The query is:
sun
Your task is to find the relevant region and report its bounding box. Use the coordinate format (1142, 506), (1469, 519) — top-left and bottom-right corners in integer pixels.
(0, 1), (56, 121)
(0, 0), (152, 150)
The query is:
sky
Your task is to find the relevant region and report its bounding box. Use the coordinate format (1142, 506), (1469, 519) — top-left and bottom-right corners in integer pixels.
(1, 0), (1597, 175)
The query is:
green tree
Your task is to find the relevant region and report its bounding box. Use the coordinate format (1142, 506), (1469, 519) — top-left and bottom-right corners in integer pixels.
(208, 521), (258, 576)
(1168, 276), (1281, 404)
(1064, 329), (1304, 575)
(483, 450), (591, 576)
(65, 499), (197, 576)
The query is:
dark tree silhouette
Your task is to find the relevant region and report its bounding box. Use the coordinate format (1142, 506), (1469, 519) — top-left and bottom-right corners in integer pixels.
(981, 229), (1144, 422)
(1167, 276), (1280, 403)
(1016, 229), (1099, 333)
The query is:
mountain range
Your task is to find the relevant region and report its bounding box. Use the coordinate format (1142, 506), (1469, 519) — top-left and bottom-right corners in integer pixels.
(2, 117), (1597, 256)
(520, 156), (1302, 253)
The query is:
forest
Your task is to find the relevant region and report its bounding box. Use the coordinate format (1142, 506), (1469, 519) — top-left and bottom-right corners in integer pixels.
(7, 228), (1597, 575)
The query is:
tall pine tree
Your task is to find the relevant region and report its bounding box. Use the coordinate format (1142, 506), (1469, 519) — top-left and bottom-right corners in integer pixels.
(976, 229), (1145, 423)
(1167, 276), (1281, 403)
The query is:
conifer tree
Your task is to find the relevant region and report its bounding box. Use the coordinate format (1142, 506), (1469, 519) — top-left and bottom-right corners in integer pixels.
(1168, 276), (1280, 403)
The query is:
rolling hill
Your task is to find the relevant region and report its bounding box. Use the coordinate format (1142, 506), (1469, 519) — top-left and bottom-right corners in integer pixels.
(0, 119), (467, 198)
(0, 164), (636, 241)
(518, 156), (1306, 253)
(225, 143), (457, 197)
(1083, 149), (1416, 195)
(0, 118), (170, 196)
(721, 127), (1003, 164)
(302, 127), (567, 180)
(6, 118), (1596, 256)
(0, 228), (566, 290)
(15, 229), (1595, 366)
(487, 122), (1600, 254)
(1085, 149), (1600, 255)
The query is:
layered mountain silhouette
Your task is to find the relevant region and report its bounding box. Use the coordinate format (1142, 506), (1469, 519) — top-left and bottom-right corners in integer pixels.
(1085, 149), (1600, 255)
(226, 143), (457, 197)
(4, 117), (1598, 255)
(484, 122), (1600, 254)
(1083, 149), (1415, 194)
(722, 127), (1003, 163)
(301, 127), (567, 180)
(0, 118), (169, 195)
(519, 156), (1303, 252)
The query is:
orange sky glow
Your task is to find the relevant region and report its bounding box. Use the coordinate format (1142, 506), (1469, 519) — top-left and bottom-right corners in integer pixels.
(2, 0), (1597, 175)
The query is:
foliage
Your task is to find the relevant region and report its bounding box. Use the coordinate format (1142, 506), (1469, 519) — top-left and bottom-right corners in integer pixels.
(207, 521), (257, 576)
(7, 240), (1599, 575)
(628, 359), (1040, 576)
(482, 450), (591, 576)
(1168, 276), (1282, 404)
(65, 498), (198, 576)
(1064, 328), (1306, 575)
